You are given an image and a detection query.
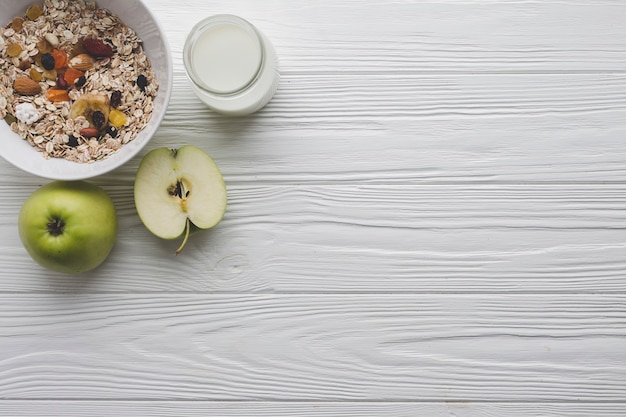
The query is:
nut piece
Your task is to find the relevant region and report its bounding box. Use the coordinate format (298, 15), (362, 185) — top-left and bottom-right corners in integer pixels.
(69, 53), (95, 71)
(14, 77), (42, 96)
(80, 127), (100, 138)
(44, 33), (60, 48)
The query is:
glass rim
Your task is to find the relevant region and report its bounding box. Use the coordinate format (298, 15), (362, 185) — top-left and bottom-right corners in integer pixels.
(183, 14), (266, 96)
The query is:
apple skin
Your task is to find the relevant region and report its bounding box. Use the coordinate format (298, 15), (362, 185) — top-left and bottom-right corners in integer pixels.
(18, 181), (118, 274)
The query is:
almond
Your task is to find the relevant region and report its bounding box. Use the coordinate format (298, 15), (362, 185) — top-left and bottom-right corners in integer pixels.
(80, 127), (100, 138)
(69, 53), (95, 71)
(13, 77), (42, 96)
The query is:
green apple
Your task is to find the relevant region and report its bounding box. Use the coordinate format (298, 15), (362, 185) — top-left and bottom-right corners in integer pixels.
(134, 145), (227, 254)
(18, 181), (118, 274)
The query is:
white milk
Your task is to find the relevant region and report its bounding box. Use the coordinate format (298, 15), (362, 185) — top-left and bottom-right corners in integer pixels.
(184, 15), (279, 116)
(191, 23), (262, 94)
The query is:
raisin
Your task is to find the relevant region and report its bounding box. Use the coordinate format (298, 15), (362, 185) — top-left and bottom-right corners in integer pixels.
(29, 67), (42, 82)
(105, 125), (118, 138)
(74, 75), (86, 88)
(4, 114), (16, 126)
(18, 58), (32, 71)
(136, 74), (148, 92)
(56, 74), (69, 90)
(110, 90), (122, 108)
(11, 17), (24, 32)
(26, 5), (44, 21)
(67, 135), (79, 147)
(6, 43), (22, 58)
(91, 111), (106, 130)
(41, 53), (55, 70)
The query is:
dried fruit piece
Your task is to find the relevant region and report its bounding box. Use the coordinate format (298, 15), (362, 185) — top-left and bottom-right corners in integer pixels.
(68, 53), (94, 71)
(29, 67), (43, 82)
(110, 90), (122, 108)
(80, 127), (100, 138)
(105, 125), (118, 138)
(42, 69), (57, 81)
(56, 74), (69, 90)
(18, 58), (32, 71)
(67, 135), (79, 147)
(4, 114), (17, 126)
(36, 38), (53, 55)
(7, 43), (23, 58)
(108, 109), (127, 128)
(63, 67), (85, 86)
(82, 37), (113, 58)
(25, 5), (44, 21)
(14, 77), (42, 95)
(74, 75), (86, 88)
(45, 88), (70, 102)
(52, 49), (67, 69)
(41, 53), (55, 70)
(92, 111), (106, 130)
(70, 38), (85, 58)
(69, 94), (110, 127)
(136, 74), (148, 91)
(11, 17), (24, 32)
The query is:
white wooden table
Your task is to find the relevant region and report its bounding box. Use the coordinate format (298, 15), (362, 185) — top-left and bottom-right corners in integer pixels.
(2, 1), (626, 415)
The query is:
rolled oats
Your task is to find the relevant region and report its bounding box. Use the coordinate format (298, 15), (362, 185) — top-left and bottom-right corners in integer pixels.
(1, 0), (158, 163)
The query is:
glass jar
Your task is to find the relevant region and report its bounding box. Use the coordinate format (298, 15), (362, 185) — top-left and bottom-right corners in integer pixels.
(183, 14), (280, 116)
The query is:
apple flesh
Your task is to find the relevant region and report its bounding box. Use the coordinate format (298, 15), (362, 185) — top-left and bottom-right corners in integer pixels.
(134, 145), (227, 254)
(18, 181), (118, 274)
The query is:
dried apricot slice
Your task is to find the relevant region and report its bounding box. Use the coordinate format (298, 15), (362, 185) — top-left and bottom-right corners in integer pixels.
(63, 67), (85, 86)
(52, 49), (67, 69)
(45, 88), (70, 103)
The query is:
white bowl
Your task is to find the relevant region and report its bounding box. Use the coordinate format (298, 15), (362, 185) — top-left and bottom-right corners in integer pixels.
(0, 0), (172, 180)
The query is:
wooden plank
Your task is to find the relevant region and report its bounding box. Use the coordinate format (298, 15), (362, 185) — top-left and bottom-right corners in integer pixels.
(1, 294), (625, 401)
(154, 0), (626, 72)
(71, 72), (625, 186)
(3, 74), (626, 186)
(2, 184), (626, 293)
(1, 401), (625, 417)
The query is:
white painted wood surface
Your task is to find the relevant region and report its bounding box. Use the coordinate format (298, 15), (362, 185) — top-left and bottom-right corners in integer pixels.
(1, 0), (626, 415)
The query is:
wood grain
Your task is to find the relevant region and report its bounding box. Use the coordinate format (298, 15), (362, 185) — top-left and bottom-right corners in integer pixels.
(155, 0), (626, 73)
(95, 72), (626, 185)
(1, 401), (625, 417)
(2, 184), (626, 293)
(1, 0), (625, 413)
(1, 294), (625, 401)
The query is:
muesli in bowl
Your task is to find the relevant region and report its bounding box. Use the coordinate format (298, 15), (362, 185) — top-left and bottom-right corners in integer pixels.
(0, 0), (171, 180)
(1, 0), (158, 163)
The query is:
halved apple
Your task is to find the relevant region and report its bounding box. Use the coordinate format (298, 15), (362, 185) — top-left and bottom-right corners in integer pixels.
(134, 145), (227, 254)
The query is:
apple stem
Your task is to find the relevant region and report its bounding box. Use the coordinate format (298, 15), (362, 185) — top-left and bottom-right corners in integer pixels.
(175, 217), (191, 255)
